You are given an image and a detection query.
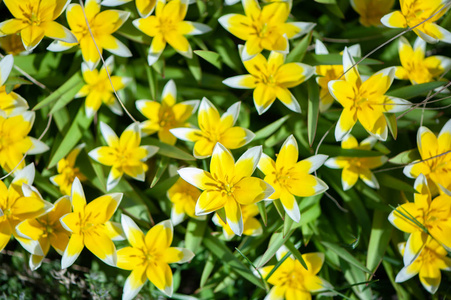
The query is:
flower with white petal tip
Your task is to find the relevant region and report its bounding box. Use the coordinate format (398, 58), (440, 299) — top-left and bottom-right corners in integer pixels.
(170, 98), (254, 159)
(101, 0), (156, 18)
(212, 203), (262, 240)
(0, 0), (77, 51)
(136, 79), (199, 145)
(60, 177), (123, 269)
(403, 119), (451, 195)
(325, 134), (387, 191)
(223, 48), (314, 115)
(328, 47), (411, 141)
(167, 177), (204, 226)
(117, 215), (194, 299)
(76, 56), (131, 118)
(47, 0), (131, 70)
(381, 0), (451, 44)
(0, 55), (29, 116)
(260, 245), (332, 300)
(350, 0), (394, 27)
(133, 0), (211, 66)
(178, 143), (274, 236)
(258, 135), (328, 222)
(219, 0), (315, 61)
(89, 122), (159, 191)
(396, 238), (451, 294)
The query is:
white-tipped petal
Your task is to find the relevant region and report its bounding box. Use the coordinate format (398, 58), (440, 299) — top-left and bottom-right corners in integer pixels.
(185, 22), (212, 35)
(0, 54), (13, 86)
(100, 121), (119, 146)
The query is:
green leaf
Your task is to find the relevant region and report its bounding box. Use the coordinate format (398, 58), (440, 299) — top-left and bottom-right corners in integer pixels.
(254, 115), (290, 140)
(48, 105), (93, 168)
(321, 241), (372, 274)
(200, 253), (216, 288)
(142, 137), (195, 161)
(307, 78), (320, 146)
(49, 81), (84, 114)
(272, 199), (285, 219)
(377, 174), (417, 193)
(286, 32), (311, 63)
(315, 0), (336, 3)
(150, 157), (169, 188)
(257, 230), (294, 268)
(185, 219), (207, 253)
(33, 72), (83, 111)
(386, 81), (446, 99)
(320, 145), (384, 157)
(285, 241), (308, 270)
(283, 214), (294, 237)
(203, 234), (265, 289)
(3, 76), (32, 87)
(385, 113), (397, 140)
(187, 54), (202, 83)
(194, 50), (222, 70)
(389, 149), (420, 165)
(303, 54), (382, 66)
(257, 201), (267, 226)
(366, 210), (392, 275)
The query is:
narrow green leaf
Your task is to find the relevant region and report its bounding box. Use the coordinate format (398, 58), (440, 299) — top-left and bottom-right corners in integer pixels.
(203, 234), (265, 289)
(285, 241), (308, 270)
(187, 55), (202, 83)
(257, 201), (267, 226)
(385, 113), (397, 140)
(315, 0), (336, 3)
(286, 32), (311, 63)
(302, 54), (382, 66)
(366, 210), (392, 275)
(257, 230), (294, 268)
(33, 72), (83, 110)
(52, 107), (70, 132)
(194, 50), (222, 70)
(386, 81), (446, 99)
(148, 175), (179, 198)
(388, 149), (420, 165)
(235, 248), (269, 291)
(49, 81), (84, 114)
(254, 115), (290, 140)
(321, 241), (372, 274)
(48, 105), (93, 168)
(325, 3), (345, 18)
(185, 219), (207, 253)
(200, 253), (216, 288)
(272, 199), (285, 219)
(378, 174), (417, 194)
(3, 76), (31, 87)
(264, 251), (291, 281)
(307, 78), (320, 146)
(283, 213), (293, 237)
(142, 137), (195, 161)
(320, 145), (384, 157)
(150, 157), (169, 188)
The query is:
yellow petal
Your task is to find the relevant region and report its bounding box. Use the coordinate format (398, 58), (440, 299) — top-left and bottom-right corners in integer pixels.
(85, 193), (122, 224)
(21, 25), (45, 51)
(117, 247), (145, 270)
(146, 261), (173, 296)
(145, 220), (173, 251)
(61, 233), (84, 269)
(234, 177), (273, 205)
(195, 191), (228, 215)
(84, 227), (117, 266)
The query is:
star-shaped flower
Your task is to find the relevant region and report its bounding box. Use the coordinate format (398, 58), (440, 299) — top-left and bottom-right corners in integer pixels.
(350, 0), (394, 27)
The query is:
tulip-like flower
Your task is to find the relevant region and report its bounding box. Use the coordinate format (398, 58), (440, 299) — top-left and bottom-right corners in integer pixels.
(219, 0), (315, 61)
(48, 0), (131, 70)
(258, 135), (328, 222)
(395, 37), (451, 84)
(260, 246), (332, 300)
(133, 0), (211, 65)
(223, 49), (314, 115)
(403, 119), (451, 195)
(178, 143), (274, 236)
(136, 80), (199, 145)
(76, 56), (131, 118)
(350, 0), (394, 27)
(60, 178), (123, 268)
(117, 215), (194, 299)
(325, 134), (387, 191)
(396, 238), (451, 294)
(212, 203), (262, 240)
(328, 47), (411, 141)
(381, 0), (451, 43)
(0, 111), (49, 172)
(0, 0), (77, 51)
(102, 0), (156, 18)
(88, 122), (159, 191)
(16, 196), (71, 270)
(167, 177), (204, 226)
(0, 55), (29, 115)
(389, 174), (451, 265)
(50, 144), (87, 195)
(0, 164), (53, 253)
(170, 98), (254, 158)
(314, 40), (361, 112)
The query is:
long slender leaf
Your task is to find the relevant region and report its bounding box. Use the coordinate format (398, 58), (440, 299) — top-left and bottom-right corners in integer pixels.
(321, 241), (372, 274)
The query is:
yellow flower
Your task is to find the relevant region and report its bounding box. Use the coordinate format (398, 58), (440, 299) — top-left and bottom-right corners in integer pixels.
(0, 0), (77, 51)
(0, 164), (53, 253)
(16, 196), (71, 270)
(170, 98), (255, 158)
(314, 40), (361, 112)
(396, 238), (451, 294)
(258, 135), (328, 222)
(75, 56), (131, 118)
(133, 0), (211, 65)
(117, 215), (194, 299)
(89, 122), (158, 191)
(178, 143), (274, 236)
(219, 0), (315, 61)
(212, 203), (262, 240)
(0, 35), (27, 55)
(404, 120), (451, 195)
(47, 0), (131, 70)
(395, 37), (451, 84)
(389, 174), (451, 266)
(381, 0), (451, 43)
(60, 177), (123, 268)
(136, 80), (199, 145)
(350, 0), (394, 27)
(223, 49), (314, 115)
(0, 55), (29, 115)
(325, 134), (387, 191)
(101, 0), (156, 18)
(0, 111), (49, 172)
(50, 144), (87, 196)
(328, 47), (411, 141)
(260, 245), (332, 300)
(167, 177), (204, 226)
